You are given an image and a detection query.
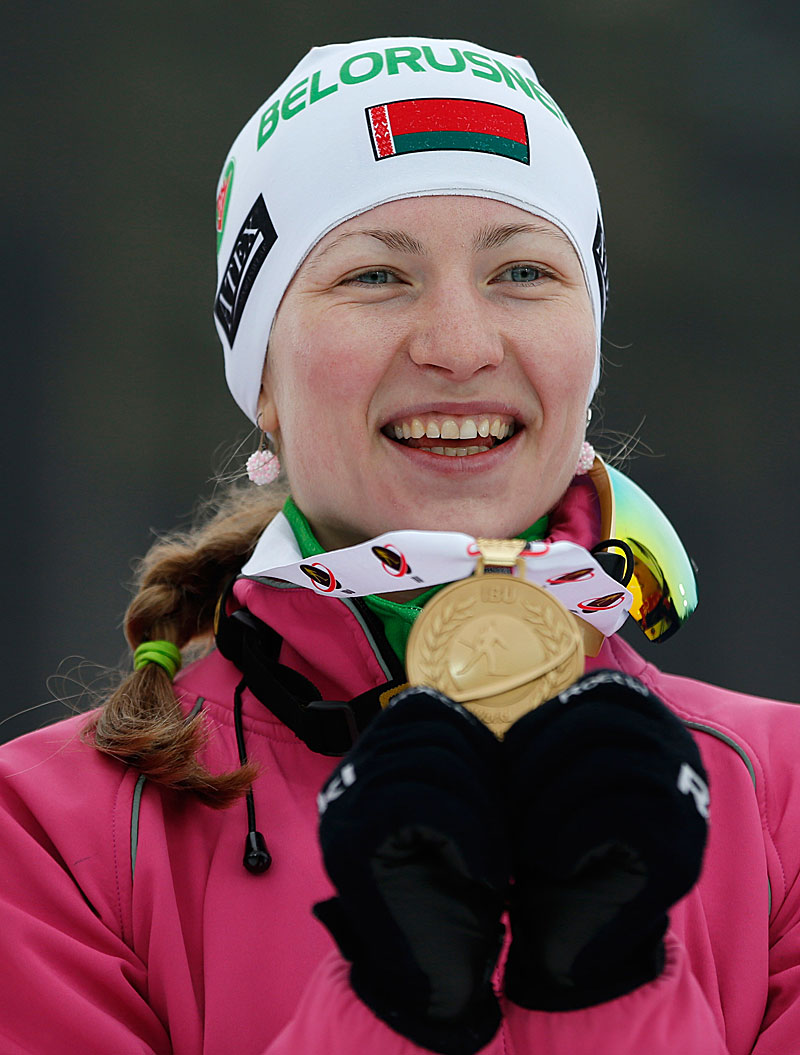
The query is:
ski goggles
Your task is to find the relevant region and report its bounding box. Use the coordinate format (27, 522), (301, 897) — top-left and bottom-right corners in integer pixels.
(590, 459), (698, 642)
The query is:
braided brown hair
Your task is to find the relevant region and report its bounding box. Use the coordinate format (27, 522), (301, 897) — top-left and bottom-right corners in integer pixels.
(82, 481), (289, 808)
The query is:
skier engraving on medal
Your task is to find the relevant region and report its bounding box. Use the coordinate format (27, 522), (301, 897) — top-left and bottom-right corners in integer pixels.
(406, 542), (584, 737)
(453, 624), (510, 678)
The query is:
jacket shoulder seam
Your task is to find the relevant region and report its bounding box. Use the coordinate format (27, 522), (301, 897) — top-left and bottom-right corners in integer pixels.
(636, 666), (784, 915)
(112, 767), (134, 945)
(128, 696), (207, 887)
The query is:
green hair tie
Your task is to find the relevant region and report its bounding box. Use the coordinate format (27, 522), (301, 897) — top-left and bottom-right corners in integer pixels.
(133, 640), (182, 680)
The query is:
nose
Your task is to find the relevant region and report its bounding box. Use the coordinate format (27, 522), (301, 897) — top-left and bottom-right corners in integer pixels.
(406, 283), (504, 382)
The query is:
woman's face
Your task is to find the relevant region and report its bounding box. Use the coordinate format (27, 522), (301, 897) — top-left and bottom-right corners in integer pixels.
(260, 195), (596, 551)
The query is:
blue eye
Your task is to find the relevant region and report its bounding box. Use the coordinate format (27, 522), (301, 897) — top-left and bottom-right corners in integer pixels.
(507, 265), (543, 282)
(352, 269), (395, 284)
(489, 263), (555, 288)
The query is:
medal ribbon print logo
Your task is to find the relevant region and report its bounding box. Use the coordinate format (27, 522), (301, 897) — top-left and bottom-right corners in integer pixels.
(547, 568), (595, 585)
(577, 592), (626, 612)
(300, 563), (338, 592)
(299, 563), (354, 595)
(366, 98), (530, 165)
(371, 544), (424, 583)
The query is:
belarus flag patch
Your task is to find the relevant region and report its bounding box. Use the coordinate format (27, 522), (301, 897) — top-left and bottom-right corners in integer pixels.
(366, 98), (530, 165)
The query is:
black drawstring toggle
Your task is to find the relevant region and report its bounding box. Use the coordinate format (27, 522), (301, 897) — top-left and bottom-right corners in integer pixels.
(217, 583), (404, 874)
(243, 828), (272, 874)
(233, 675), (273, 876)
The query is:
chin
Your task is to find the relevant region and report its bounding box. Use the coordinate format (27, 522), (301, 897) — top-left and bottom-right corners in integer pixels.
(384, 503), (547, 540)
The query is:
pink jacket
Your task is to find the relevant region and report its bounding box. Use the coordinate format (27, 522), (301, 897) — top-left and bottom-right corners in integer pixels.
(2, 489), (799, 1053)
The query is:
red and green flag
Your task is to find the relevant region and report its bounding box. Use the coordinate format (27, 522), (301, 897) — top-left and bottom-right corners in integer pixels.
(366, 98), (529, 165)
(216, 158), (235, 254)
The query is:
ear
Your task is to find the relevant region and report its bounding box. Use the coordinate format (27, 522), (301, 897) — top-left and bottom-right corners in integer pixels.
(256, 356), (279, 433)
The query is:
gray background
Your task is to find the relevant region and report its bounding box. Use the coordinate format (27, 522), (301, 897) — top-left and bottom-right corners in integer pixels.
(3, 1), (798, 741)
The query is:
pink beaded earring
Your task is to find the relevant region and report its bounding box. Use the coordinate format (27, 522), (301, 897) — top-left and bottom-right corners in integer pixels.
(246, 422), (281, 485)
(575, 440), (596, 475)
(575, 408), (595, 476)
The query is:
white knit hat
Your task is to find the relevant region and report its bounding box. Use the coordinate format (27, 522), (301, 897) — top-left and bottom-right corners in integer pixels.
(214, 36), (608, 422)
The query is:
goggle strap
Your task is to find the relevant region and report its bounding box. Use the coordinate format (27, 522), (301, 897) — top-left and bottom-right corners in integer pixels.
(587, 457), (615, 539)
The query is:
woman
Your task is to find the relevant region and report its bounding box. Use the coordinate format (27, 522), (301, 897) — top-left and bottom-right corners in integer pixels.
(1, 36), (799, 1055)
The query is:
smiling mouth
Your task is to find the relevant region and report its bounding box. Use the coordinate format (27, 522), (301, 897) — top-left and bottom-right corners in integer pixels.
(382, 413), (518, 457)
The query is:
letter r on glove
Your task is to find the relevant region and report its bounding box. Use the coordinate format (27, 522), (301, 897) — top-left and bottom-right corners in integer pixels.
(677, 762), (710, 819)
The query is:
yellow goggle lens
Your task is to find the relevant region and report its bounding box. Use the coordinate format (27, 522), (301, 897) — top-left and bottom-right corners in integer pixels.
(603, 463), (698, 642)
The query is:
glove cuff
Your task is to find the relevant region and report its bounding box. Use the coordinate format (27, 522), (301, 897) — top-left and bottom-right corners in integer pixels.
(504, 916), (666, 1011)
(315, 896), (503, 1055)
(351, 956), (502, 1055)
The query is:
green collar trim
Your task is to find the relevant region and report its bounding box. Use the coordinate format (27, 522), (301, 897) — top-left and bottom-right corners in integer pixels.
(281, 496), (548, 664)
(284, 496), (327, 559)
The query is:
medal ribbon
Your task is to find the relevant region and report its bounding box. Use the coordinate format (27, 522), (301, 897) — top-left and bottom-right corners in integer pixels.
(242, 519), (632, 637)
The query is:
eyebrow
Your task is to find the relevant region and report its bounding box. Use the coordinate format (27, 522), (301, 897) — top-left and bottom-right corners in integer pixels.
(472, 222), (574, 252)
(311, 219), (573, 265)
(312, 227), (426, 263)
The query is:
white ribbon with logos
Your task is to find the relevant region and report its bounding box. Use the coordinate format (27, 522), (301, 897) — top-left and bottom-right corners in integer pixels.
(242, 514), (631, 637)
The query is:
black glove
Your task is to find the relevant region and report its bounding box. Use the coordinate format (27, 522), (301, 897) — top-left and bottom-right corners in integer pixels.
(314, 688), (509, 1055)
(502, 670), (709, 1011)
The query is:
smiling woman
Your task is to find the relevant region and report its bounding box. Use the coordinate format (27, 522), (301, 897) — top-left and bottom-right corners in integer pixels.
(263, 197), (595, 548)
(2, 33), (800, 1055)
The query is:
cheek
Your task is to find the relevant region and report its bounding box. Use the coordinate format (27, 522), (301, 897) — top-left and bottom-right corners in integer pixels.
(272, 321), (382, 444)
(523, 317), (596, 415)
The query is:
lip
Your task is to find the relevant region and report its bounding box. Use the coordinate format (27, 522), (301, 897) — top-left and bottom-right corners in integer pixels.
(380, 425), (524, 473)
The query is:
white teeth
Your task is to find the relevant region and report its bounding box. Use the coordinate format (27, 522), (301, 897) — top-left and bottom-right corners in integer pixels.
(425, 444), (491, 457)
(390, 415), (516, 443)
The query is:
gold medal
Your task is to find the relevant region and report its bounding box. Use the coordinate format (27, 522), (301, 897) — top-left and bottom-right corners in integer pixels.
(405, 539), (584, 737)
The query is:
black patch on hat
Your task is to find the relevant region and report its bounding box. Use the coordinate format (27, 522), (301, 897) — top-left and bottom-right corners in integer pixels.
(215, 194), (277, 345)
(592, 213), (608, 320)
